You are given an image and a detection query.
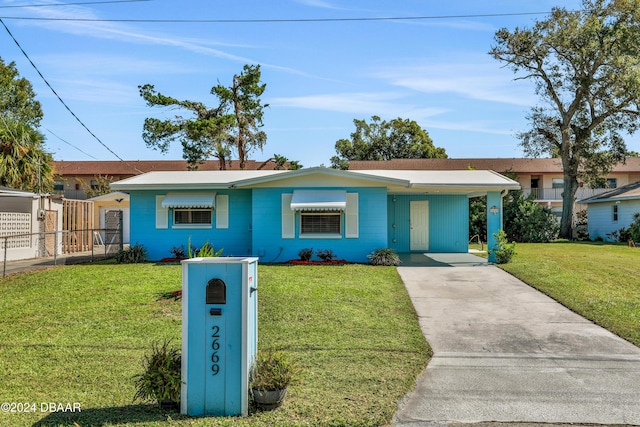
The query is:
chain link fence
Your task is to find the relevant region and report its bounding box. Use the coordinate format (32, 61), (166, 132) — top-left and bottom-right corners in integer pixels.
(1, 227), (123, 277)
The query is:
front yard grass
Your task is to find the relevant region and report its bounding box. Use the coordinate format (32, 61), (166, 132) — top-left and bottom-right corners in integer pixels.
(0, 263), (430, 427)
(498, 241), (640, 346)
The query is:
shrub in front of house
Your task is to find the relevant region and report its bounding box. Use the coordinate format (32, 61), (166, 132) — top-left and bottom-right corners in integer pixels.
(316, 249), (337, 262)
(503, 191), (559, 242)
(187, 237), (223, 258)
(489, 230), (516, 264)
(114, 242), (147, 264)
(607, 227), (632, 243)
(298, 248), (313, 262)
(368, 248), (401, 266)
(629, 213), (640, 244)
(169, 245), (186, 259)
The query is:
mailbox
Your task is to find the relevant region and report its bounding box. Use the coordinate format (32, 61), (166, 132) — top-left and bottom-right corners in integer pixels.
(181, 257), (258, 417)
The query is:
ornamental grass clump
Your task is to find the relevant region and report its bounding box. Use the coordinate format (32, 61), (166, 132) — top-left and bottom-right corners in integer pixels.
(187, 236), (223, 258)
(114, 242), (147, 264)
(367, 248), (401, 266)
(132, 340), (182, 407)
(249, 349), (297, 392)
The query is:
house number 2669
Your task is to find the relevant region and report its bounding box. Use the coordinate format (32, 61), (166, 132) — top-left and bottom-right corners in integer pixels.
(211, 325), (221, 375)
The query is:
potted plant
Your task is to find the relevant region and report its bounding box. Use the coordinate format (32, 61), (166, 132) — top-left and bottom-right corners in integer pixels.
(250, 349), (296, 410)
(132, 340), (182, 411)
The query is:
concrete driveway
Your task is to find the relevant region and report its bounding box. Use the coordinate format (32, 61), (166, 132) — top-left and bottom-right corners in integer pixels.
(394, 263), (640, 426)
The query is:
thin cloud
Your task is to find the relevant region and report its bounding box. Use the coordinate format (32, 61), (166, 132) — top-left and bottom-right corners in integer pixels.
(18, 3), (317, 78)
(374, 60), (536, 107)
(35, 53), (191, 76)
(423, 118), (518, 135)
(293, 0), (343, 10)
(270, 92), (449, 118)
(37, 77), (138, 105)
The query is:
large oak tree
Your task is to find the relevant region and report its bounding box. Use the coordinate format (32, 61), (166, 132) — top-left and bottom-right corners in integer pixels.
(490, 0), (640, 238)
(331, 116), (447, 169)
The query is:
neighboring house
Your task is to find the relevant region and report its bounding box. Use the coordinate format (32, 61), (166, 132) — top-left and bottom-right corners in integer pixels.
(87, 192), (130, 244)
(0, 187), (63, 261)
(349, 158), (640, 219)
(110, 167), (520, 263)
(53, 159), (289, 200)
(578, 181), (640, 241)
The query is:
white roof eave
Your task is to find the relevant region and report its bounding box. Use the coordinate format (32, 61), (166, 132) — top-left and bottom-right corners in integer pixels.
(231, 166), (410, 188)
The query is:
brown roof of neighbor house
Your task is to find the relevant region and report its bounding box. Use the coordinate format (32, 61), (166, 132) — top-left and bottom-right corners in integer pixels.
(53, 159), (284, 176)
(348, 158), (640, 173)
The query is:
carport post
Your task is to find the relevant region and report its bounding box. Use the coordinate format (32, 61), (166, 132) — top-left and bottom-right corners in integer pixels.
(486, 191), (502, 263)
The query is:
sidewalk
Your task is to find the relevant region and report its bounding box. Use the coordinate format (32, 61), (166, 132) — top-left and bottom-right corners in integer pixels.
(1, 247), (114, 278)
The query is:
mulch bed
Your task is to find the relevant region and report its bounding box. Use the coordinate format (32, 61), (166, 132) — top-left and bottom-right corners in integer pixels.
(287, 259), (347, 265)
(159, 257), (186, 263)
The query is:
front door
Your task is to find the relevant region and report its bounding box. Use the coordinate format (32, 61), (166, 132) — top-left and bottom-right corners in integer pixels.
(410, 200), (429, 251)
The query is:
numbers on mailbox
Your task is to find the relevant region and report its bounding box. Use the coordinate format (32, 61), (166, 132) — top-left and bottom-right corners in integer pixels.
(211, 325), (221, 376)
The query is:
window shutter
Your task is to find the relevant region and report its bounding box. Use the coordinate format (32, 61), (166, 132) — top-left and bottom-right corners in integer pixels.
(156, 195), (168, 229)
(215, 195), (229, 229)
(345, 193), (358, 238)
(282, 193), (295, 239)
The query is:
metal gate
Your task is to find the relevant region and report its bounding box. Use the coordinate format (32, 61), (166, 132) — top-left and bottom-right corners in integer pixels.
(104, 210), (124, 255)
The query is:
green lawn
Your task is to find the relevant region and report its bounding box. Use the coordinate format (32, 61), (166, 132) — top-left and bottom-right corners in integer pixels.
(0, 263), (430, 427)
(498, 242), (640, 346)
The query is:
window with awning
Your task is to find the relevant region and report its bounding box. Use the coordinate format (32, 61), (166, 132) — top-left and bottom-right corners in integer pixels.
(290, 190), (346, 211)
(155, 193), (226, 228)
(281, 190), (358, 238)
(161, 193), (216, 209)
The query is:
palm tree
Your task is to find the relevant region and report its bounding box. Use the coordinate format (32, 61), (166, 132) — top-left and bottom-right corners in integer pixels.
(0, 116), (53, 193)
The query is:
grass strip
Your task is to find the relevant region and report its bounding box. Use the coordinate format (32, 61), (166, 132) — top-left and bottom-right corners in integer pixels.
(498, 242), (640, 346)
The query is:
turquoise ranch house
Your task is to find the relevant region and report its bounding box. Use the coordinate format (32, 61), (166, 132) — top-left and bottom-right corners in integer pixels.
(110, 167), (520, 263)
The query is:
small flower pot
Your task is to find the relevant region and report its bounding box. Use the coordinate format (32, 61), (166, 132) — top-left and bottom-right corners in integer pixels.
(251, 388), (287, 410)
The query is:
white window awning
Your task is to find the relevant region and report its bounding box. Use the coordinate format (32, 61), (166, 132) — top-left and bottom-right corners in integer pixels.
(161, 193), (216, 209)
(290, 190), (346, 211)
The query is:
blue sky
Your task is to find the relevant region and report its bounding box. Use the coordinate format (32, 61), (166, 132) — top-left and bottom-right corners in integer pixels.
(7, 0), (635, 168)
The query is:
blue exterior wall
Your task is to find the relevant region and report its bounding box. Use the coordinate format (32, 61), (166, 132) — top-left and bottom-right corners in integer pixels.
(130, 187), (473, 261)
(387, 194), (469, 253)
(486, 191), (503, 262)
(129, 190), (253, 261)
(587, 199), (640, 241)
(251, 187), (388, 263)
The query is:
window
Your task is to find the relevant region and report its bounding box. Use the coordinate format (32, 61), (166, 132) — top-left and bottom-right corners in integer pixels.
(612, 204), (618, 222)
(552, 178), (564, 189)
(594, 178), (617, 189)
(53, 180), (64, 191)
(174, 209), (212, 225)
(90, 180), (99, 190)
(300, 211), (341, 235)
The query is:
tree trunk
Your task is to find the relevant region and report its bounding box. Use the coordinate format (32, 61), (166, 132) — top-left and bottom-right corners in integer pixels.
(559, 171), (579, 239)
(559, 141), (579, 239)
(558, 126), (580, 239)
